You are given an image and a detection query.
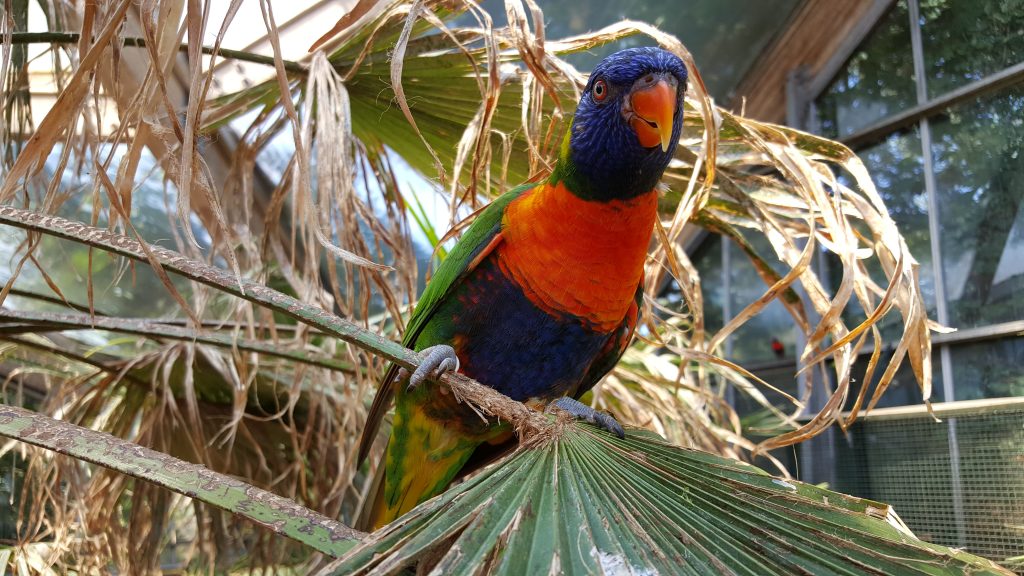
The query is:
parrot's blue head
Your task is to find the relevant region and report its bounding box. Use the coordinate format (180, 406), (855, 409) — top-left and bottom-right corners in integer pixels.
(553, 47), (688, 201)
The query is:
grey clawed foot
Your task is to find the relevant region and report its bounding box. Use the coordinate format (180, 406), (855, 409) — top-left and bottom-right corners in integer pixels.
(551, 397), (626, 439)
(400, 345), (460, 393)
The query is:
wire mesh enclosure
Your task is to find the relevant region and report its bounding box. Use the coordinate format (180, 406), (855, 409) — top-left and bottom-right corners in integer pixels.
(799, 401), (1024, 572)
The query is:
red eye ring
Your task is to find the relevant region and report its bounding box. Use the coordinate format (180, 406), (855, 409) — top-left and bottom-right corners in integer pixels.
(593, 79), (608, 101)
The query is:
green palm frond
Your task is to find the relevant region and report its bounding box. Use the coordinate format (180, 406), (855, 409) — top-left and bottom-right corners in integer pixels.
(326, 425), (1009, 575)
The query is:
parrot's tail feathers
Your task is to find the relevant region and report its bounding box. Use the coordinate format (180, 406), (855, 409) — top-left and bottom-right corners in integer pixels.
(361, 405), (479, 531)
(356, 363), (401, 468)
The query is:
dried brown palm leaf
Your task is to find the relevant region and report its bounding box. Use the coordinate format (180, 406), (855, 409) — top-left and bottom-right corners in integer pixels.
(1, 329), (358, 572)
(676, 114), (936, 451)
(0, 1), (133, 203)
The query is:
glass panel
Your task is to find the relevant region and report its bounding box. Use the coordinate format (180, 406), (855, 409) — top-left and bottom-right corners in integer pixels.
(691, 234), (725, 335)
(920, 0), (1024, 98)
(860, 130), (933, 305)
(931, 86), (1024, 329)
(3, 145), (194, 318)
(827, 127), (935, 339)
(814, 1), (916, 139)
(950, 337), (1024, 400)
(735, 364), (801, 476)
(733, 364), (800, 418)
(858, 127), (936, 316)
(488, 0), (801, 101)
(845, 346), (944, 409)
(728, 235), (797, 364)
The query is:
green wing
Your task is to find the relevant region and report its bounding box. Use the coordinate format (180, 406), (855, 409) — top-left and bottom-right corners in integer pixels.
(356, 183), (535, 464)
(401, 183), (531, 348)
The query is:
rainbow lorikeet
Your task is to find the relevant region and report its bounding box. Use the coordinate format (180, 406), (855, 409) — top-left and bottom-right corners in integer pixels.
(357, 47), (687, 530)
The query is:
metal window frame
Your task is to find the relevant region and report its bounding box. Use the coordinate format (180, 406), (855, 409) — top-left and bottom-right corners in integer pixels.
(800, 0), (1024, 375)
(842, 60), (1024, 150)
(791, 0), (1024, 544)
(690, 0), (1024, 393)
(906, 0), (965, 546)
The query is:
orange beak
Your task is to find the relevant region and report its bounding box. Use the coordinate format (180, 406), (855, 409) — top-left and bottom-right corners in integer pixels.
(629, 76), (677, 152)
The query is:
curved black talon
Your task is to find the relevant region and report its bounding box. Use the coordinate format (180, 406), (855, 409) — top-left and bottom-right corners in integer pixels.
(401, 345), (459, 393)
(551, 397), (626, 438)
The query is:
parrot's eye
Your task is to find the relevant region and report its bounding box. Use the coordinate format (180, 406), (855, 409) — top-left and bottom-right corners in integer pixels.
(592, 79), (608, 101)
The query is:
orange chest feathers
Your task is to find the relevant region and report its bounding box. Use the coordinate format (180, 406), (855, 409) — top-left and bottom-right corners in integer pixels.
(495, 183), (658, 332)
